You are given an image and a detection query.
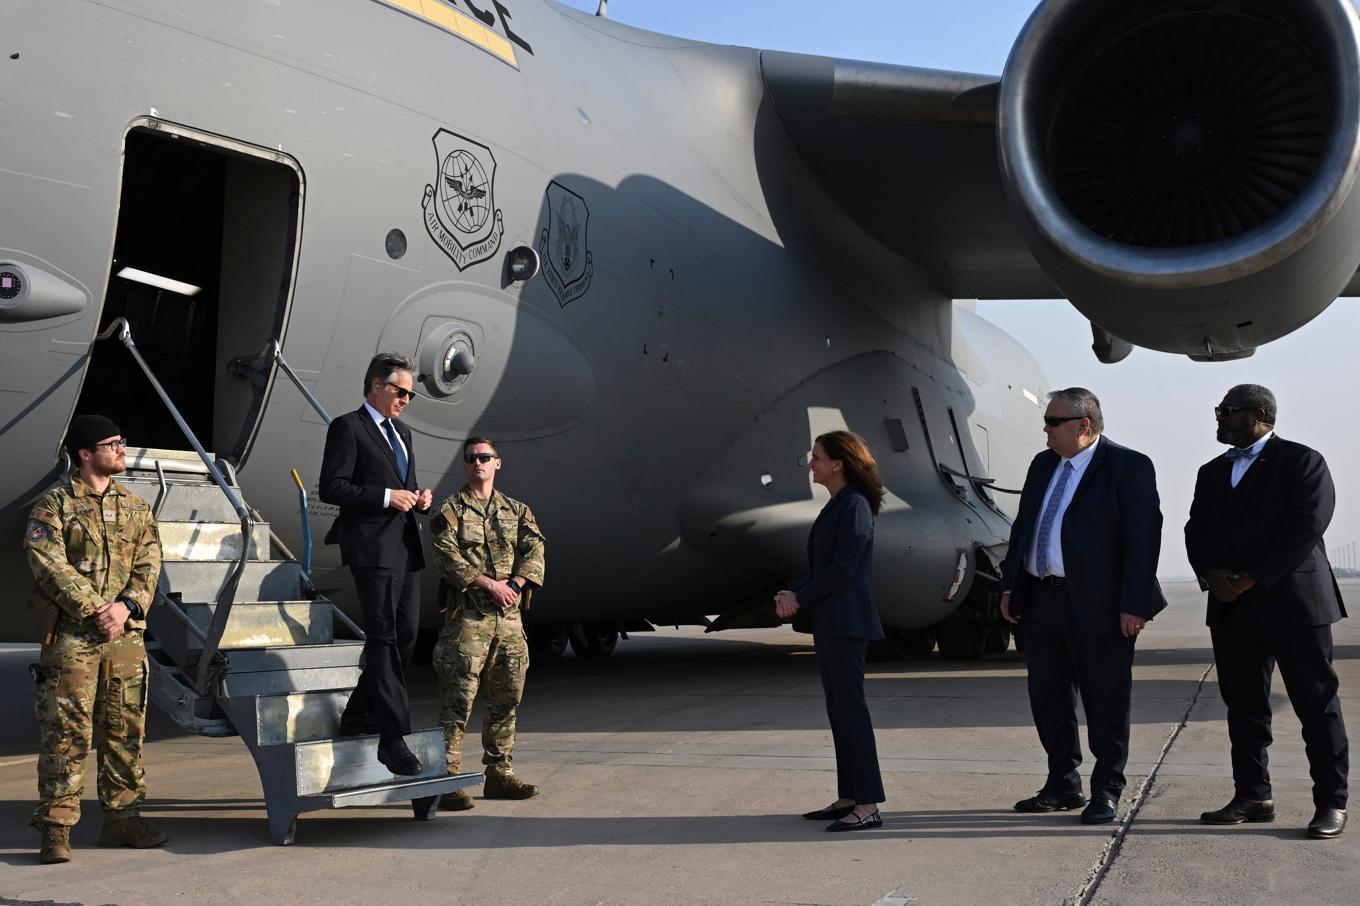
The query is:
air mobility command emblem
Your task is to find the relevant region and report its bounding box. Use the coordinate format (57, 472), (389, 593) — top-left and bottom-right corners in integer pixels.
(537, 180), (594, 307)
(423, 128), (505, 271)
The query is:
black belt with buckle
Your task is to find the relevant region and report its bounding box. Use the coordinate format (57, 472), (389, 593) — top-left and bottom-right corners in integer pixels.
(1037, 575), (1066, 587)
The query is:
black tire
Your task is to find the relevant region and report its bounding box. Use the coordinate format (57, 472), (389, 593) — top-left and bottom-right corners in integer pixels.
(528, 623), (568, 659)
(866, 629), (903, 662)
(983, 622), (1012, 655)
(935, 619), (984, 661)
(900, 628), (937, 657)
(568, 622), (619, 658)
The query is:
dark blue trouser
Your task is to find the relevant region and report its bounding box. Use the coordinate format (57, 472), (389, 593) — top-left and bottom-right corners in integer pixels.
(1024, 580), (1135, 801)
(345, 566), (421, 741)
(814, 634), (885, 804)
(1211, 619), (1349, 808)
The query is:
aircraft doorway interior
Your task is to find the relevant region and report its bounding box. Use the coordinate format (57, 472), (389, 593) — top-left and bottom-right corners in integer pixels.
(75, 124), (301, 465)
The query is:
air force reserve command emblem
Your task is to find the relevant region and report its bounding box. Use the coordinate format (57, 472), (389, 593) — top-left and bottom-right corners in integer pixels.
(537, 180), (594, 307)
(422, 128), (504, 271)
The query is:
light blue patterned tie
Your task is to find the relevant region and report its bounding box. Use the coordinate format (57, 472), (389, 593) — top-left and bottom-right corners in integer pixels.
(383, 419), (408, 483)
(1035, 461), (1074, 578)
(1225, 447), (1258, 461)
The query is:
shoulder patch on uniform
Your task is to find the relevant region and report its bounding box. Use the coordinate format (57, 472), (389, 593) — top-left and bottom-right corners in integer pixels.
(26, 521), (48, 542)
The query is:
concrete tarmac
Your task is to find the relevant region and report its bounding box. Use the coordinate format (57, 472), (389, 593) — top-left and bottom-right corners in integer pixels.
(0, 580), (1355, 905)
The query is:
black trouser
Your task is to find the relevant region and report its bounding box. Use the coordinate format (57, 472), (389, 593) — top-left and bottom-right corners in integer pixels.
(1211, 619), (1349, 809)
(344, 565), (422, 741)
(814, 634), (885, 805)
(1024, 580), (1135, 801)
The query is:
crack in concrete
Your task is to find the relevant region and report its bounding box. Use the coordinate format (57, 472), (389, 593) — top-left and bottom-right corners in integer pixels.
(1068, 662), (1215, 906)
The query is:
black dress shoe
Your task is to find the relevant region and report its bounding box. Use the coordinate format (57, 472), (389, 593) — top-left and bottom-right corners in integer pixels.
(1080, 798), (1118, 825)
(826, 810), (882, 832)
(803, 804), (855, 821)
(1307, 807), (1347, 839)
(376, 738), (423, 776)
(1014, 791), (1087, 813)
(1199, 796), (1275, 825)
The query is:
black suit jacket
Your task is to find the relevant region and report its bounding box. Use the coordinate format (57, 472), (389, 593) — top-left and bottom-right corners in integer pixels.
(793, 487), (885, 641)
(1000, 436), (1167, 634)
(1185, 435), (1346, 628)
(319, 407), (426, 570)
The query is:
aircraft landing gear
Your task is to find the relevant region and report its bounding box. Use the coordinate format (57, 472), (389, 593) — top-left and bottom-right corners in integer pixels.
(568, 622), (619, 658)
(527, 623), (569, 659)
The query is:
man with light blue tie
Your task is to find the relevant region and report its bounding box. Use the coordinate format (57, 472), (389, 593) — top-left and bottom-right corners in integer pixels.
(1186, 384), (1349, 839)
(999, 388), (1167, 825)
(320, 352), (434, 776)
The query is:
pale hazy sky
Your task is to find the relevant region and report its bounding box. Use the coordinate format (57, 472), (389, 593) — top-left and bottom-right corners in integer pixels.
(558, 0), (1360, 578)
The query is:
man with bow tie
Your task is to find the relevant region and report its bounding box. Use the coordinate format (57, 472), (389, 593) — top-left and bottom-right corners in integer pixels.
(1186, 384), (1349, 839)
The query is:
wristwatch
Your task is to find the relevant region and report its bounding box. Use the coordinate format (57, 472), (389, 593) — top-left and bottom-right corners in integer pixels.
(506, 579), (523, 596)
(121, 597), (143, 620)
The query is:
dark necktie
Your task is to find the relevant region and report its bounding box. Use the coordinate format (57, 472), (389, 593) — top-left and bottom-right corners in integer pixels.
(383, 419), (408, 483)
(1035, 461), (1074, 577)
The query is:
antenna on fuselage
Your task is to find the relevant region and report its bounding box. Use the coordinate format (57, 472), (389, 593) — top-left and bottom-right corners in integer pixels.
(596, 1), (607, 17)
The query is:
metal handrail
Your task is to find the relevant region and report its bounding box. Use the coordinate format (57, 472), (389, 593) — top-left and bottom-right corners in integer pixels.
(261, 338), (332, 425)
(94, 317), (254, 694)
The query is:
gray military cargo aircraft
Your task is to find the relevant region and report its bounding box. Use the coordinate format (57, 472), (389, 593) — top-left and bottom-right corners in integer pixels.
(5, 0), (1360, 661)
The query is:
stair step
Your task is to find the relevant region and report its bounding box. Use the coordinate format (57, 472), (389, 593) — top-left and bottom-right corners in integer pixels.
(161, 560), (305, 604)
(255, 690), (350, 745)
(181, 600), (334, 650)
(119, 478), (243, 522)
(322, 772), (482, 809)
(225, 641), (364, 674)
(223, 664), (362, 698)
(160, 521), (272, 561)
(294, 729), (447, 796)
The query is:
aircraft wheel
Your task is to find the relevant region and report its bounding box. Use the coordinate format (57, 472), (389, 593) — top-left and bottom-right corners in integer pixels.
(568, 622), (619, 658)
(935, 618), (983, 661)
(866, 629), (904, 662)
(528, 624), (568, 659)
(900, 628), (937, 657)
(983, 623), (1012, 655)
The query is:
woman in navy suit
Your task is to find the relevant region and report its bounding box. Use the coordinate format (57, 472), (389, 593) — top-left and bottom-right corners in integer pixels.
(776, 430), (887, 831)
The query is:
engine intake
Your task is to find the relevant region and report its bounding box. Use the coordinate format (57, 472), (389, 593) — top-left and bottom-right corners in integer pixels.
(999, 0), (1360, 358)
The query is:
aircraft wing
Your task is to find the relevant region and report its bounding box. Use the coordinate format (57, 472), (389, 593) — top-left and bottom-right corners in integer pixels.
(760, 51), (1060, 301)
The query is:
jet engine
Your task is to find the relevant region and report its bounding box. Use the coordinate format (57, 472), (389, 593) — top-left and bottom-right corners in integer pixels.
(998, 0), (1360, 360)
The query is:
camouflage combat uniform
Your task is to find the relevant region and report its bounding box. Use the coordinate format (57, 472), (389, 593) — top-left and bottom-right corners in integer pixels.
(24, 475), (161, 830)
(430, 486), (545, 777)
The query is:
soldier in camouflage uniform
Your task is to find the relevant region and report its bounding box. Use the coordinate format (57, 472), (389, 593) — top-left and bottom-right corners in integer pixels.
(430, 437), (546, 810)
(25, 415), (167, 864)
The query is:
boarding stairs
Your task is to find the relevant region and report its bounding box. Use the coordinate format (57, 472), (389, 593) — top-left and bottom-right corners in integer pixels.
(92, 321), (479, 845)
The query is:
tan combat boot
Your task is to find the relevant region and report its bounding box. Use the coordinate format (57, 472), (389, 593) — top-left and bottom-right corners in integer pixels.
(98, 814), (168, 848)
(483, 773), (539, 800)
(38, 823), (72, 864)
(439, 789), (476, 811)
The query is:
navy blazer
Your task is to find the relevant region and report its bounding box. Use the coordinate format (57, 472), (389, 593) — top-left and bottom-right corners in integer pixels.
(1185, 435), (1346, 628)
(319, 407), (425, 570)
(1000, 436), (1167, 634)
(794, 487), (885, 641)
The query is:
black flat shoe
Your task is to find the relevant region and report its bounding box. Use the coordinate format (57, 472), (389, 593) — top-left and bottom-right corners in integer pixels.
(1307, 807), (1347, 839)
(827, 811), (882, 832)
(1200, 796), (1275, 825)
(803, 804), (855, 821)
(376, 738), (423, 776)
(1014, 791), (1086, 813)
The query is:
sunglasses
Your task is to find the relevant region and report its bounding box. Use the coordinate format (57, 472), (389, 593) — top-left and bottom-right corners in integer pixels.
(93, 438), (128, 450)
(1214, 405), (1254, 418)
(385, 382), (417, 401)
(1043, 415), (1085, 428)
(464, 452), (498, 464)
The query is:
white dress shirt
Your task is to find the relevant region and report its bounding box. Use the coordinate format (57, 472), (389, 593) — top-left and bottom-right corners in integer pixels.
(363, 401), (409, 508)
(1026, 435), (1100, 578)
(1228, 431), (1273, 488)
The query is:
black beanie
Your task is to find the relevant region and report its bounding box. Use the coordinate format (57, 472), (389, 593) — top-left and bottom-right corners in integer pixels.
(65, 414), (122, 456)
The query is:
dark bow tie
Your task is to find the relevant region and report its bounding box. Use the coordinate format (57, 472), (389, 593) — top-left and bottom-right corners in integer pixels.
(1225, 447), (1259, 462)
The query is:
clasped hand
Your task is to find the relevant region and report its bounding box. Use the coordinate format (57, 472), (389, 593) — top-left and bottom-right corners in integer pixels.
(95, 600), (129, 641)
(390, 488), (434, 512)
(1204, 569), (1256, 603)
(773, 590), (799, 620)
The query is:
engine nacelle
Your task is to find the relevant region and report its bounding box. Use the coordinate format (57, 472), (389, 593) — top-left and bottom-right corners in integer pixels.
(999, 0), (1360, 360)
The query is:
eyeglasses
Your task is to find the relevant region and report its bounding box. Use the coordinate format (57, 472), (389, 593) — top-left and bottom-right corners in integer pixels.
(1043, 415), (1085, 428)
(93, 438), (128, 450)
(464, 452), (497, 464)
(1214, 405), (1253, 418)
(385, 382), (417, 401)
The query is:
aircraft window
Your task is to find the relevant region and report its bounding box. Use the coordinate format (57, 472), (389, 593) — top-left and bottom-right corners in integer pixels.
(385, 229), (407, 260)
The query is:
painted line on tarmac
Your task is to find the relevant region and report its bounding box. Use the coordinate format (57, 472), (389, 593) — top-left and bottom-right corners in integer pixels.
(1070, 662), (1215, 906)
(0, 755), (39, 768)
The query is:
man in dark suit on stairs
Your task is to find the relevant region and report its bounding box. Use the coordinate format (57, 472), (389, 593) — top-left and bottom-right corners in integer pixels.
(320, 352), (433, 776)
(1000, 388), (1167, 825)
(1186, 384), (1349, 839)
